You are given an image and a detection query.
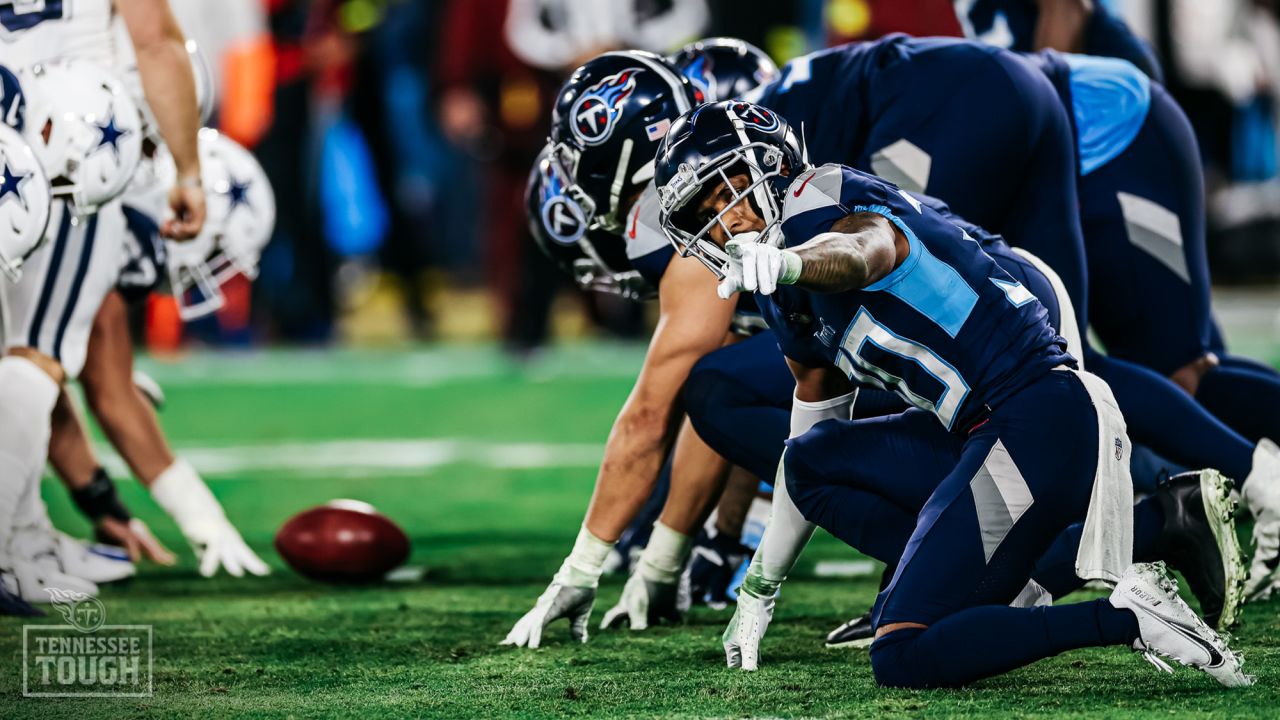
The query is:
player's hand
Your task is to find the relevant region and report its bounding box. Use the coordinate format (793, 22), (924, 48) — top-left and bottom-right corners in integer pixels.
(501, 572), (596, 648)
(599, 570), (685, 630)
(96, 517), (177, 566)
(719, 231), (801, 298)
(722, 587), (775, 671)
(163, 181), (207, 240)
(186, 519), (271, 578)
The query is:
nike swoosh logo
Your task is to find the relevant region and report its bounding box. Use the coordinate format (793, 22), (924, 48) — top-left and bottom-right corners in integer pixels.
(793, 172), (816, 197)
(628, 205), (640, 239)
(1164, 617), (1225, 667)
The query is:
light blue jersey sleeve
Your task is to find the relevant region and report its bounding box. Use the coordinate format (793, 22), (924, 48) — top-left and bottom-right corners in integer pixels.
(1064, 53), (1151, 176)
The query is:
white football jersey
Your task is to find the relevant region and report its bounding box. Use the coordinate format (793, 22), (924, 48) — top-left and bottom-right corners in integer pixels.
(0, 0), (119, 70)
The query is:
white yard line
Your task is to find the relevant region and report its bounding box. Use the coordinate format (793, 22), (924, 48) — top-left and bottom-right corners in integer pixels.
(93, 438), (604, 479)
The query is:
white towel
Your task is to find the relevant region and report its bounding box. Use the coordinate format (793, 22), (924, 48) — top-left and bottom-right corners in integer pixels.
(1072, 369), (1134, 584)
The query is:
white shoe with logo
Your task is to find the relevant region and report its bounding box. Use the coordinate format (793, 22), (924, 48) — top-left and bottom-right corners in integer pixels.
(1110, 562), (1252, 688)
(1243, 439), (1280, 599)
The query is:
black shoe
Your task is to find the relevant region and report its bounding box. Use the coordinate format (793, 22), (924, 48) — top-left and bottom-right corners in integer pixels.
(825, 612), (874, 648)
(686, 529), (749, 609)
(1155, 470), (1247, 630)
(0, 577), (43, 617)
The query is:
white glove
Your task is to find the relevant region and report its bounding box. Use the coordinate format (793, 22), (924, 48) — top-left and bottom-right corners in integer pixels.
(599, 569), (686, 630)
(501, 567), (596, 648)
(718, 232), (802, 299)
(722, 588), (776, 671)
(149, 459), (270, 578)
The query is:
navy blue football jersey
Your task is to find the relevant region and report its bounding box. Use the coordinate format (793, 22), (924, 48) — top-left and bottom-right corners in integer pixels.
(748, 35), (1010, 175)
(761, 164), (1073, 431)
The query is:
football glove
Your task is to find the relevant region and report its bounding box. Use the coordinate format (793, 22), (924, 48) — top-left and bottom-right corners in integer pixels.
(599, 569), (686, 630)
(722, 586), (776, 671)
(717, 231), (801, 299)
(501, 567), (596, 648)
(149, 459), (270, 578)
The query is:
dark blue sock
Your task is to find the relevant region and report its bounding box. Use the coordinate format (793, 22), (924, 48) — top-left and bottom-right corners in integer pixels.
(869, 599), (1140, 688)
(1197, 359), (1280, 447)
(1090, 353), (1254, 480)
(1032, 498), (1165, 599)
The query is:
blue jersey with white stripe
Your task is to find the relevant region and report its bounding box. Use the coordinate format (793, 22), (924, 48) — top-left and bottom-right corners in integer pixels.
(762, 164), (1073, 431)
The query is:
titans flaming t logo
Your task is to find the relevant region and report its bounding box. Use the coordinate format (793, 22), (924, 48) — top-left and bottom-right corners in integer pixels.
(570, 70), (641, 147)
(731, 102), (780, 133)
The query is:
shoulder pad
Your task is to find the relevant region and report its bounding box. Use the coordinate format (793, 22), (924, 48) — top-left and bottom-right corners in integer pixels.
(624, 182), (670, 260)
(781, 163), (846, 222)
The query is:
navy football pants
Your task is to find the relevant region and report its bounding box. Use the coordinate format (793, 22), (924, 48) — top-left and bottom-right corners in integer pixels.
(784, 372), (1141, 687)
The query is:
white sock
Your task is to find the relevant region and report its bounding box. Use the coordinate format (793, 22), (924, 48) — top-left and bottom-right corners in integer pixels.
(745, 390), (858, 598)
(637, 522), (693, 584)
(555, 526), (615, 588)
(0, 356), (60, 551)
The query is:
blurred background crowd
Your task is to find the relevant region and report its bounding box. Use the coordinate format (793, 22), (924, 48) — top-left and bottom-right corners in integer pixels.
(168, 0), (1280, 354)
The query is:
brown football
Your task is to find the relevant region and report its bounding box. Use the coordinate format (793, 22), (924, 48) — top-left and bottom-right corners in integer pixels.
(275, 500), (410, 583)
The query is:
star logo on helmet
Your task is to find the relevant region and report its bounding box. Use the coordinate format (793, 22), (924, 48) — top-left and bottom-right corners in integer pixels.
(94, 112), (129, 158)
(226, 176), (251, 212)
(0, 156), (29, 211)
(569, 69), (641, 147)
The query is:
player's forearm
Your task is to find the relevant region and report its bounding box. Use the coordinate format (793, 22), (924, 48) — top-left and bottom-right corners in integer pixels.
(134, 37), (201, 180)
(582, 398), (679, 541)
(790, 213), (898, 293)
(1034, 0), (1092, 53)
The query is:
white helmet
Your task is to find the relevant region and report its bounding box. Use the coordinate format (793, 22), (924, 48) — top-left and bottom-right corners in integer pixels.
(186, 40), (217, 127)
(0, 123), (52, 281)
(20, 60), (143, 214)
(166, 128), (275, 320)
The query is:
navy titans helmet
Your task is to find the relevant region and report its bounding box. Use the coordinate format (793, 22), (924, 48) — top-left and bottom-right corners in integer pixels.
(549, 51), (697, 234)
(526, 145), (653, 301)
(668, 37), (779, 103)
(654, 100), (806, 277)
(0, 65), (25, 130)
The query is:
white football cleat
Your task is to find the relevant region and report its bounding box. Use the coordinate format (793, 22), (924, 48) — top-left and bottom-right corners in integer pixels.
(1242, 439), (1280, 599)
(1110, 562), (1253, 688)
(11, 525), (133, 586)
(51, 531), (136, 584)
(0, 553), (99, 603)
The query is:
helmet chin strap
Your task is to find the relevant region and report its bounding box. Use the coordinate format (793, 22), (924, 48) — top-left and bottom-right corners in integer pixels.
(603, 138), (634, 232)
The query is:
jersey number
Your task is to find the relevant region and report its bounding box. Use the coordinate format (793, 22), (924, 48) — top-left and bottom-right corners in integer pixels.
(1, 1), (64, 33)
(835, 308), (970, 430)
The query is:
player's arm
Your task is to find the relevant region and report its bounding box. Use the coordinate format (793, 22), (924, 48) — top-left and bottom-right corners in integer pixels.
(503, 254), (737, 648)
(116, 0), (205, 239)
(1033, 0), (1092, 54)
(724, 357), (852, 670)
(788, 213), (901, 292)
(726, 212), (902, 296)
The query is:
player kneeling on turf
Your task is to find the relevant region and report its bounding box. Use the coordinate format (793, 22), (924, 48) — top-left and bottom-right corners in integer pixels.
(652, 100), (1251, 688)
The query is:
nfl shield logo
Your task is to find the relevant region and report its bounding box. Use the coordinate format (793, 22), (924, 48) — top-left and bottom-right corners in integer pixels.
(1114, 437), (1124, 461)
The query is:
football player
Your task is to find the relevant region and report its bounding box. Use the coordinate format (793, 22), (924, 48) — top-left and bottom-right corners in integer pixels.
(741, 35), (1280, 597)
(45, 127), (275, 579)
(0, 0), (205, 603)
(653, 100), (1250, 688)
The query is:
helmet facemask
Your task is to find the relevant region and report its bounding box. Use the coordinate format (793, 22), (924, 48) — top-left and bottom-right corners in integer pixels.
(659, 141), (787, 279)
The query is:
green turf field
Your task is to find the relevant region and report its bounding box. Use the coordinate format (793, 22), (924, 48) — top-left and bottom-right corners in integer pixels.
(4, 339), (1280, 719)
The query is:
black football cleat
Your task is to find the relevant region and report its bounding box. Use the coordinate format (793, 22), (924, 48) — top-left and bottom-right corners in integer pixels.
(0, 574), (43, 617)
(686, 529), (749, 609)
(825, 611), (875, 649)
(1155, 470), (1248, 630)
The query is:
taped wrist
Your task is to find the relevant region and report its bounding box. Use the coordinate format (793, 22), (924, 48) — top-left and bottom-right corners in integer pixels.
(71, 468), (131, 522)
(778, 249), (802, 285)
(557, 526), (616, 588)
